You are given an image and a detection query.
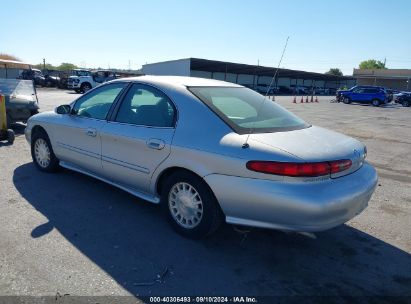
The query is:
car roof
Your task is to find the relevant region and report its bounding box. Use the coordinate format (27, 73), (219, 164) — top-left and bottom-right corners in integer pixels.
(114, 75), (243, 88)
(356, 85), (384, 89)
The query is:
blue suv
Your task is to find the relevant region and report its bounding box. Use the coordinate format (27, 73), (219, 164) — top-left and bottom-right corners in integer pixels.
(337, 86), (388, 107)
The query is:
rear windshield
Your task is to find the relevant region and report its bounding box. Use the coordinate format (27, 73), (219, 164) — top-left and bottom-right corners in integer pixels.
(188, 86), (310, 134)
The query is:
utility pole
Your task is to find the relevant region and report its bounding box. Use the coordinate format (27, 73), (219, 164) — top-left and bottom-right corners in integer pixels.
(43, 58), (45, 70)
(383, 57), (386, 68)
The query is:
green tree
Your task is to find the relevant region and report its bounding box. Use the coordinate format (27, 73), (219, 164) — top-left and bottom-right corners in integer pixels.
(57, 62), (78, 71)
(359, 59), (386, 69)
(325, 68), (343, 76)
(33, 63), (56, 70)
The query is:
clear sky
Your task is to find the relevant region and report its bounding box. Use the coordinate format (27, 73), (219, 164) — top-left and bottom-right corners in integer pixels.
(2, 0), (410, 75)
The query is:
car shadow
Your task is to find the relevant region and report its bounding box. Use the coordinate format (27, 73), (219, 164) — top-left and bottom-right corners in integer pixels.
(13, 163), (411, 298)
(343, 103), (403, 109)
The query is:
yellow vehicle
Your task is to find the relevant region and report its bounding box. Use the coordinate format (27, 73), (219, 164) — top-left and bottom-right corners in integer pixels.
(0, 94), (15, 144)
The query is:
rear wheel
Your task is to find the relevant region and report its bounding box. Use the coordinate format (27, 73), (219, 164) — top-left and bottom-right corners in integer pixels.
(402, 100), (410, 107)
(372, 99), (380, 107)
(161, 171), (223, 239)
(31, 130), (59, 172)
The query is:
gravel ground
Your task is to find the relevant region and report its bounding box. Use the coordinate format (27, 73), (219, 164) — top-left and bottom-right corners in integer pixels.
(0, 88), (410, 302)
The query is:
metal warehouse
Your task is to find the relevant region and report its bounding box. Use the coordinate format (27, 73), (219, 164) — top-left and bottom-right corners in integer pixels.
(353, 69), (411, 91)
(142, 58), (355, 91)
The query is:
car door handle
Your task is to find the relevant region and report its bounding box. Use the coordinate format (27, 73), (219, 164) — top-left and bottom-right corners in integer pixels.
(147, 138), (165, 150)
(86, 128), (97, 137)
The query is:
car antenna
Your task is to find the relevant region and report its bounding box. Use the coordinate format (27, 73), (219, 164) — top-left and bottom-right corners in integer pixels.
(242, 36), (289, 149)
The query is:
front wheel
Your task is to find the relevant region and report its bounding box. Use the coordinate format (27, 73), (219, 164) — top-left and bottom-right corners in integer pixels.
(7, 129), (15, 144)
(372, 99), (381, 107)
(343, 97), (351, 104)
(31, 130), (60, 172)
(161, 171), (223, 239)
(81, 83), (91, 93)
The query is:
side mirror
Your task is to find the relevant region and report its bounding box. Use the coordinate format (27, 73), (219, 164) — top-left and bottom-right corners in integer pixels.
(56, 105), (71, 114)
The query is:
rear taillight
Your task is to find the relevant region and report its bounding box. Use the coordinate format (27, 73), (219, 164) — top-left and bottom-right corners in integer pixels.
(246, 159), (352, 177)
(329, 159), (352, 174)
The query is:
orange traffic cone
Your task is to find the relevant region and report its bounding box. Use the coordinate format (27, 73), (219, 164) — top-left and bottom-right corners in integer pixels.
(293, 96), (296, 103)
(315, 96), (319, 103)
(305, 96), (309, 103)
(310, 95), (314, 103)
(300, 96), (304, 103)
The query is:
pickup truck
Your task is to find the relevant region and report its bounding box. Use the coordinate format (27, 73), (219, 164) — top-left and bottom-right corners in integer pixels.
(337, 85), (388, 106)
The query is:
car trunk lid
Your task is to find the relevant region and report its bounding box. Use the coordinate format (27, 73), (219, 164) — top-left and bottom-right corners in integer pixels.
(249, 126), (366, 178)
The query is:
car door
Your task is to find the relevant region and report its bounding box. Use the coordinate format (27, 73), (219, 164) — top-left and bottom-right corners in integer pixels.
(351, 87), (366, 102)
(366, 88), (381, 102)
(100, 83), (176, 194)
(53, 82), (128, 174)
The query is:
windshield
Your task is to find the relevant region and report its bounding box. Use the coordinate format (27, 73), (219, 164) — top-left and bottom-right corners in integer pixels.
(73, 70), (91, 76)
(189, 87), (310, 134)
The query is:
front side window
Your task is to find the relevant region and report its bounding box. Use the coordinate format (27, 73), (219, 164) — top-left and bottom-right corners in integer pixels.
(72, 82), (127, 120)
(189, 87), (309, 134)
(115, 84), (175, 127)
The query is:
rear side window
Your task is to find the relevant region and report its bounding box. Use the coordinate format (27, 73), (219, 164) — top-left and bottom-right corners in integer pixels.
(189, 86), (309, 134)
(365, 88), (378, 93)
(115, 84), (175, 127)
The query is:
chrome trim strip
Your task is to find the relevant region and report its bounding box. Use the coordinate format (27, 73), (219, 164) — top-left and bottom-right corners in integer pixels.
(57, 142), (100, 159)
(59, 161), (160, 204)
(102, 155), (150, 174)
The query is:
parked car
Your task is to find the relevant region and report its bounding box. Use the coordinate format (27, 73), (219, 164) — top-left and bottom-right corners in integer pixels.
(277, 86), (293, 95)
(395, 92), (411, 107)
(254, 84), (277, 95)
(20, 69), (45, 87)
(0, 78), (39, 127)
(393, 91), (406, 102)
(325, 88), (337, 96)
(385, 89), (400, 102)
(290, 85), (309, 95)
(25, 76), (377, 238)
(44, 74), (60, 87)
(67, 69), (117, 93)
(337, 86), (388, 106)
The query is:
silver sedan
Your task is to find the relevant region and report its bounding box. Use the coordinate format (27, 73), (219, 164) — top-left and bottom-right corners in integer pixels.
(25, 76), (378, 238)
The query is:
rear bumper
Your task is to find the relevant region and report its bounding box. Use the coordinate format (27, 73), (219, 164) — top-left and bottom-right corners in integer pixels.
(204, 162), (378, 232)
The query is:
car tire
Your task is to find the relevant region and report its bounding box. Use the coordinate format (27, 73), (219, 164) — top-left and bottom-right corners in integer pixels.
(81, 83), (91, 93)
(31, 129), (60, 173)
(6, 129), (15, 144)
(343, 97), (351, 104)
(75, 89), (81, 93)
(402, 100), (410, 107)
(372, 99), (380, 107)
(161, 171), (224, 239)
